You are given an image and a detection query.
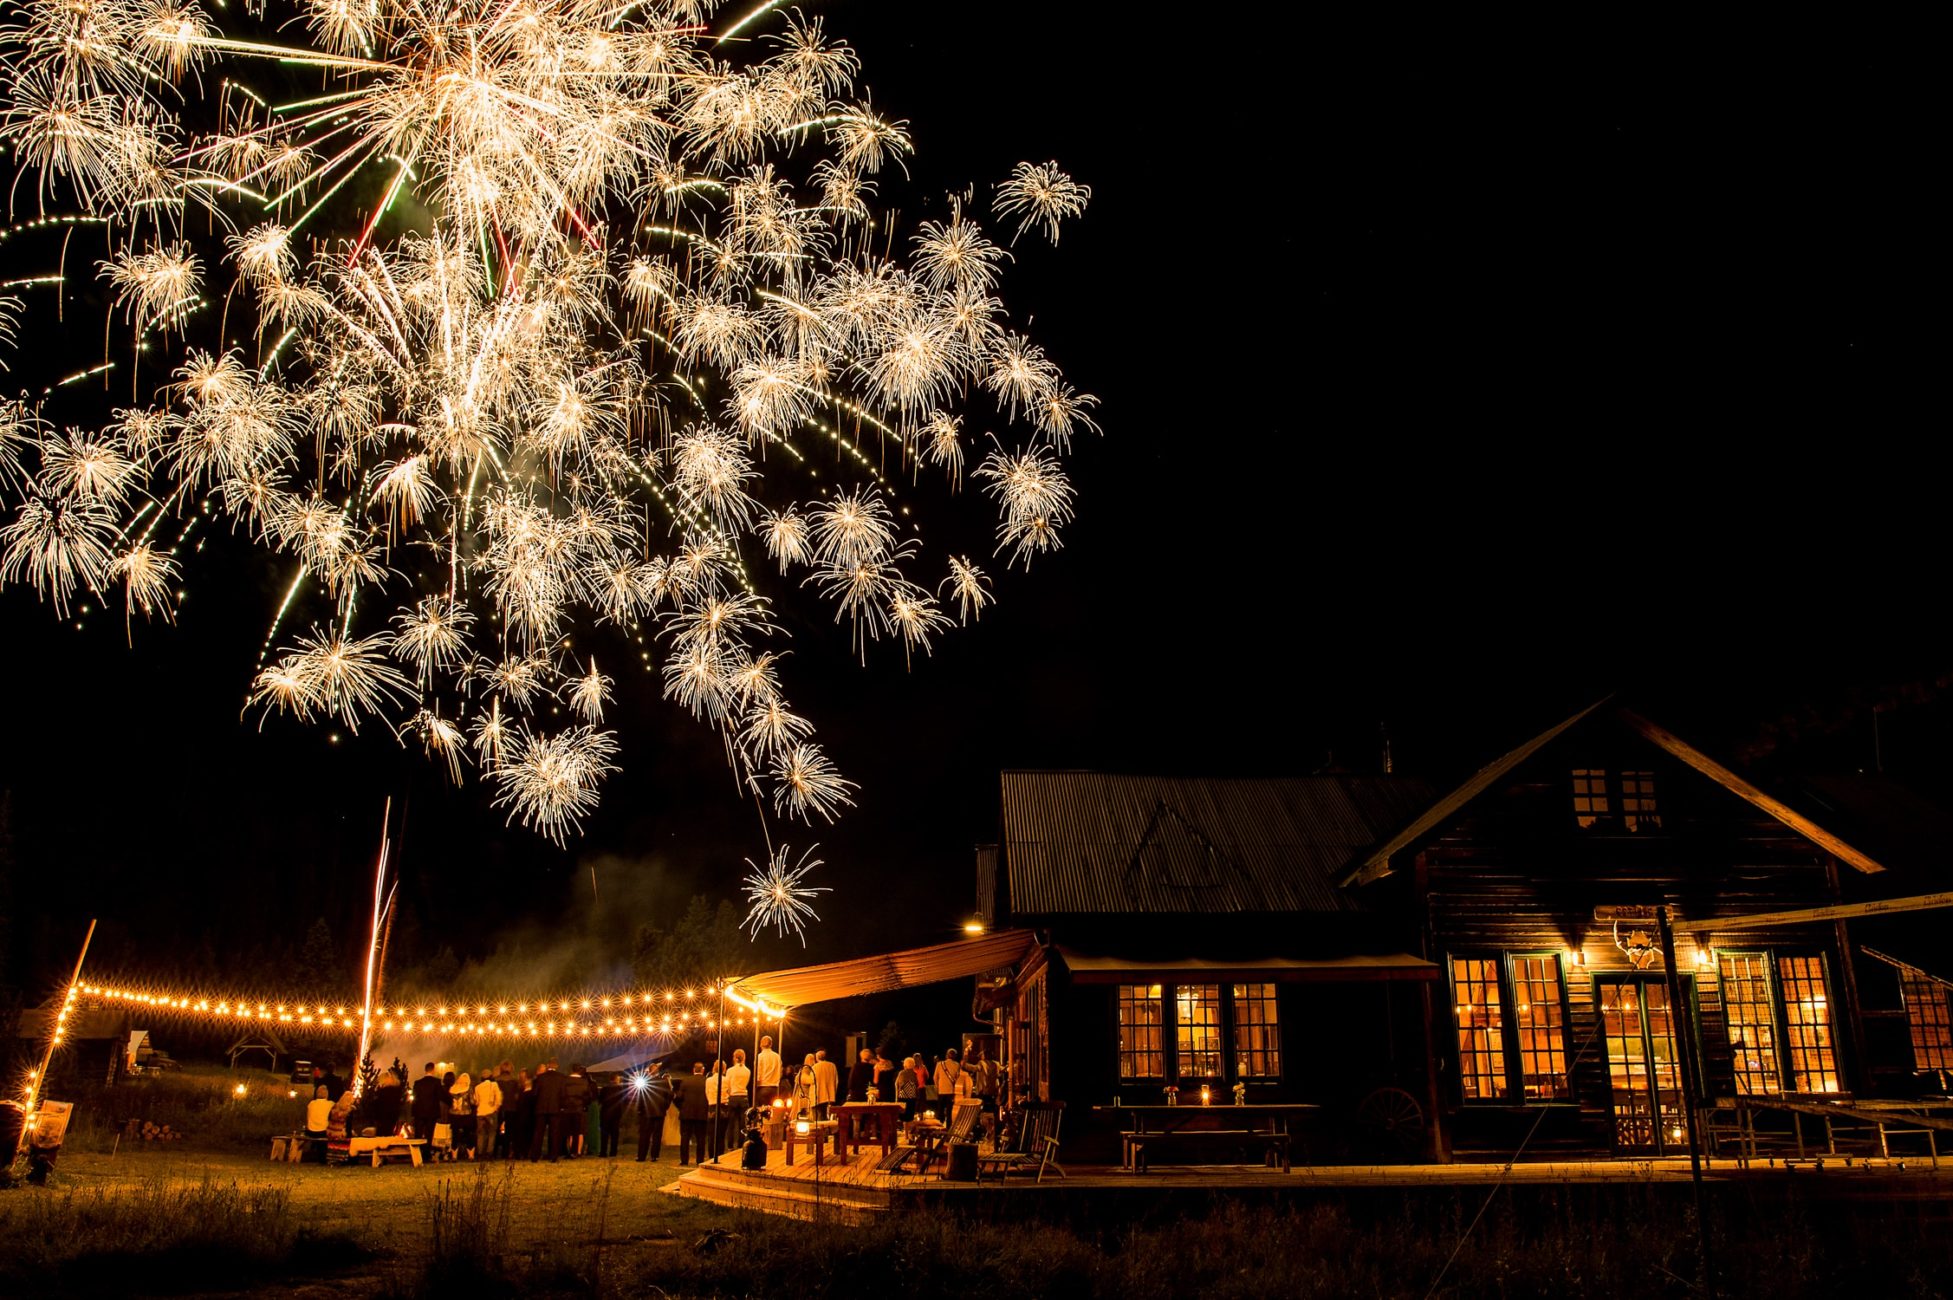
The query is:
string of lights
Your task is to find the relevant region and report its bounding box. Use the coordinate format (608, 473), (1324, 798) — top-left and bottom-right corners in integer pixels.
(70, 978), (786, 1041)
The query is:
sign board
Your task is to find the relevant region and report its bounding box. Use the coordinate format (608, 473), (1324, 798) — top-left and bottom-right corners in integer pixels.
(32, 1100), (73, 1148)
(1593, 905), (1663, 922)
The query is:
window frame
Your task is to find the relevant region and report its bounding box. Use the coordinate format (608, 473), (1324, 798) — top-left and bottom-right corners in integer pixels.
(1116, 983), (1166, 1082)
(1899, 966), (1953, 1074)
(1569, 767), (1664, 833)
(1446, 951), (1573, 1105)
(1712, 948), (1842, 1096)
(1113, 981), (1283, 1087)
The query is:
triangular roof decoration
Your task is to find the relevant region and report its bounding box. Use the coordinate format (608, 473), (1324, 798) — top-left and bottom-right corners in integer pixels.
(1343, 701), (1887, 887)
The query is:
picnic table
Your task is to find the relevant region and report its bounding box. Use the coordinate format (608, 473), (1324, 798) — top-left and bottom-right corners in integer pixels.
(1095, 1103), (1318, 1173)
(1727, 1095), (1953, 1167)
(832, 1102), (905, 1159)
(346, 1135), (428, 1167)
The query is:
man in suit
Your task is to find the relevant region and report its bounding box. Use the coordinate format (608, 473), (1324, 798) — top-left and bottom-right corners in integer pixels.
(530, 1059), (569, 1161)
(410, 1062), (445, 1144)
(676, 1062), (710, 1166)
(632, 1061), (675, 1161)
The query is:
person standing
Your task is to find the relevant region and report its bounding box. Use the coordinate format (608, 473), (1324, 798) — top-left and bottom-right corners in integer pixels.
(873, 1050), (896, 1102)
(369, 1069), (405, 1136)
(846, 1048), (875, 1103)
(754, 1036), (782, 1112)
(677, 1062), (711, 1166)
(812, 1049), (839, 1119)
(635, 1062), (675, 1162)
(321, 1063), (347, 1103)
(531, 1059), (569, 1161)
(726, 1046), (753, 1116)
(473, 1070), (503, 1159)
(508, 1070), (535, 1160)
(598, 1074), (628, 1158)
(933, 1048), (970, 1104)
(792, 1054), (817, 1119)
(562, 1064), (592, 1157)
(894, 1056), (919, 1120)
(446, 1071), (473, 1160)
(411, 1063), (445, 1147)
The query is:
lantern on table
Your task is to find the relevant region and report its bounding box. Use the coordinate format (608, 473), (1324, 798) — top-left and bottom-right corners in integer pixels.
(1199, 1085), (1211, 1106)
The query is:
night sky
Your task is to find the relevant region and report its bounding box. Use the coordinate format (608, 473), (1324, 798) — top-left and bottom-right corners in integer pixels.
(0, 10), (1939, 1011)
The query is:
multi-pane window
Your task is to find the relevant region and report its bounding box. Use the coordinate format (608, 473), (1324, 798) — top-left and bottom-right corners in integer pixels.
(1571, 769), (1610, 828)
(1719, 953), (1782, 1095)
(1231, 983), (1281, 1078)
(1900, 969), (1953, 1073)
(1117, 984), (1165, 1080)
(1511, 956), (1569, 1099)
(1451, 958), (1508, 1100)
(1175, 985), (1223, 1078)
(1572, 769), (1662, 831)
(1777, 956), (1841, 1093)
(1617, 771), (1661, 831)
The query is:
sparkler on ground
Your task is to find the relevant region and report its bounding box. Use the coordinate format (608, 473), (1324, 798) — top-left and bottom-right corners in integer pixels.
(0, 0), (1095, 854)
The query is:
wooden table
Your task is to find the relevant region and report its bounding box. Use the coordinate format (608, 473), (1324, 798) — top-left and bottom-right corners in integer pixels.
(783, 1121), (837, 1168)
(903, 1119), (946, 1146)
(832, 1102), (905, 1159)
(1095, 1103), (1319, 1173)
(347, 1136), (427, 1167)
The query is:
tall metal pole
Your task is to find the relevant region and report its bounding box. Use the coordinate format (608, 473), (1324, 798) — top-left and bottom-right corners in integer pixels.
(1657, 906), (1712, 1288)
(16, 918), (97, 1162)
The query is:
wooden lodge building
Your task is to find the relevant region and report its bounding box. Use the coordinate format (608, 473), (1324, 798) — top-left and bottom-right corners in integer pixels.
(954, 700), (1953, 1161)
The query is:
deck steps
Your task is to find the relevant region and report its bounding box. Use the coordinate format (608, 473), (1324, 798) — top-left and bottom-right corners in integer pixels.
(669, 1153), (899, 1225)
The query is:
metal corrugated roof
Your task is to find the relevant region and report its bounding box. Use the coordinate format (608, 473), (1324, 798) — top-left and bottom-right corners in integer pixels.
(1001, 772), (1436, 915)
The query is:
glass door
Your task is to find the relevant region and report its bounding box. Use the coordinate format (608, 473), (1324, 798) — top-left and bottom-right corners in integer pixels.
(1599, 978), (1690, 1153)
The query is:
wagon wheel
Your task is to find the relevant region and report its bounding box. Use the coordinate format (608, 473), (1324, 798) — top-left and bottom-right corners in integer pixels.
(1354, 1086), (1426, 1158)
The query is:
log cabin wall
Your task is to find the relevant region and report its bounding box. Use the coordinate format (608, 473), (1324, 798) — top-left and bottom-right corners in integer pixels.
(1421, 750), (1851, 1155)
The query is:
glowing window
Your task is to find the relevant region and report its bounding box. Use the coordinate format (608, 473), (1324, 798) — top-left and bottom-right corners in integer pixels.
(1174, 985), (1223, 1079)
(1777, 955), (1840, 1094)
(1117, 984), (1165, 1080)
(1718, 952), (1781, 1095)
(1230, 983), (1281, 1079)
(1572, 769), (1611, 828)
(1511, 956), (1569, 1099)
(1451, 958), (1507, 1100)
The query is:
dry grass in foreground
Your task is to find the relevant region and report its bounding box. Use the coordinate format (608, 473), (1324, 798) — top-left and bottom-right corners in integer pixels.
(5, 1147), (1953, 1298)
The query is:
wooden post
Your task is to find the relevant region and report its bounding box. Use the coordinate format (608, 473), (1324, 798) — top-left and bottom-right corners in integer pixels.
(16, 918), (97, 1163)
(1658, 906), (1712, 1288)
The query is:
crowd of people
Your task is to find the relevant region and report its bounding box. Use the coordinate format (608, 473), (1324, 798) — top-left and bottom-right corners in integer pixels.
(293, 1036), (1004, 1166)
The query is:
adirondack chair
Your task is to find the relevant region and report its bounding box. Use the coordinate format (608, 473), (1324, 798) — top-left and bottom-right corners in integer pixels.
(874, 1098), (981, 1175)
(975, 1100), (1065, 1181)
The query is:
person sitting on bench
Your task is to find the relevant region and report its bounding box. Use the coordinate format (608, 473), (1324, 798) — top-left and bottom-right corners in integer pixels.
(303, 1086), (332, 1161)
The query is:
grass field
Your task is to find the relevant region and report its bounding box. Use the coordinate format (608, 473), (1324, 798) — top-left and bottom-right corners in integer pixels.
(6, 1071), (1953, 1297)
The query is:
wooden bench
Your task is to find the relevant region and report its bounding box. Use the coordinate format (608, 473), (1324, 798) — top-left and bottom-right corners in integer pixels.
(347, 1136), (427, 1167)
(268, 1133), (327, 1163)
(1124, 1128), (1291, 1174)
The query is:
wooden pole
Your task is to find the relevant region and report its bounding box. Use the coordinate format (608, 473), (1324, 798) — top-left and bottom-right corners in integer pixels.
(1668, 891), (1953, 933)
(1658, 906), (1712, 1289)
(16, 918), (97, 1162)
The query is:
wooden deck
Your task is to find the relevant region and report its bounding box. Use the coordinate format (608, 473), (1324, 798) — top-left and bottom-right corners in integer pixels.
(666, 1142), (1953, 1224)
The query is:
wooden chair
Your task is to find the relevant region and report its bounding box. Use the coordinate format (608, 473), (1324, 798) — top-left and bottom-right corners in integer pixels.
(976, 1101), (1065, 1181)
(875, 1100), (980, 1175)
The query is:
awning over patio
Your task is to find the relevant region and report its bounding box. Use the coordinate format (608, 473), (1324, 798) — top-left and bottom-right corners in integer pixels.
(1056, 949), (1439, 983)
(725, 929), (1038, 1011)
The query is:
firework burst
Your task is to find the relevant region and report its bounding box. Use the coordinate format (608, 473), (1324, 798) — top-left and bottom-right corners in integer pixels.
(0, 0), (1097, 852)
(739, 843), (828, 944)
